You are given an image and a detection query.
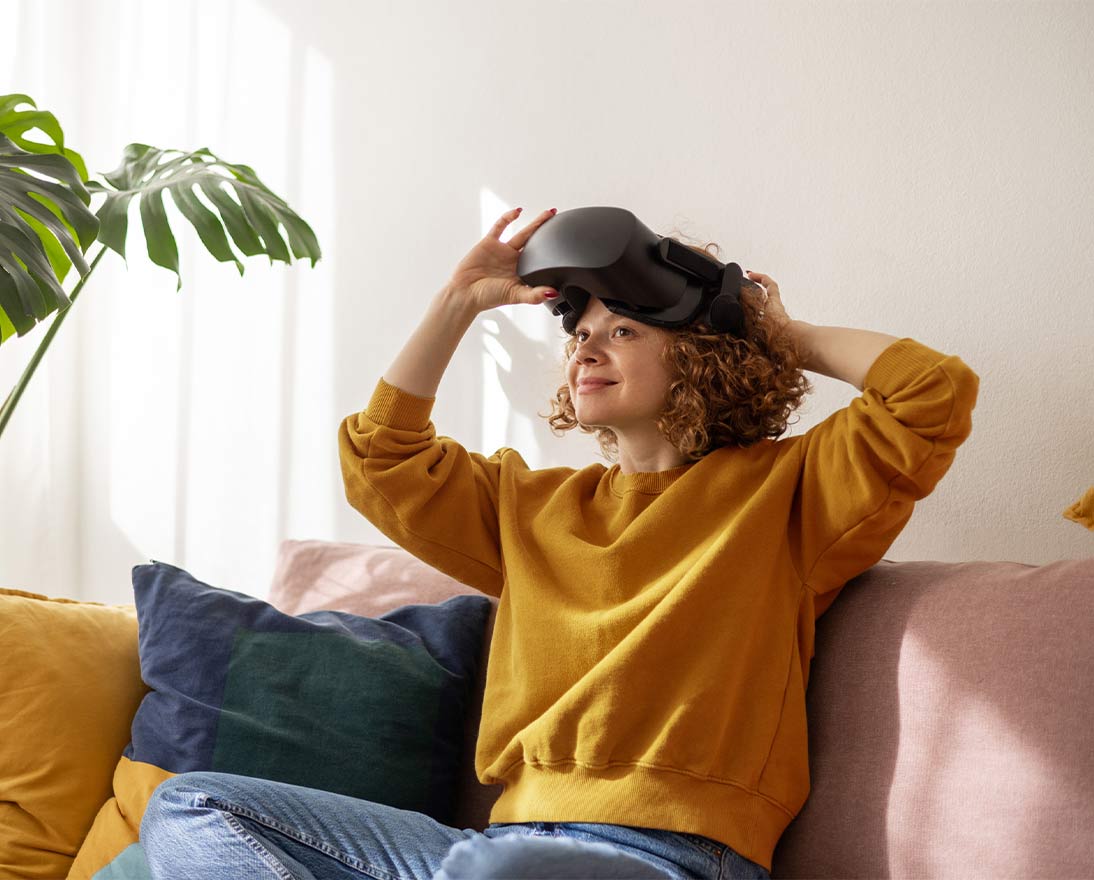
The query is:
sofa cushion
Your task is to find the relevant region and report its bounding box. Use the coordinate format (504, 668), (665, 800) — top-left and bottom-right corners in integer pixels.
(0, 587), (147, 880)
(68, 561), (492, 879)
(771, 557), (1094, 879)
(268, 539), (504, 831)
(268, 538), (491, 615)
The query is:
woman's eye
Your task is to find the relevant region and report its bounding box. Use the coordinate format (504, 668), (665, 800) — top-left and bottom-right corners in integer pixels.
(577, 327), (631, 341)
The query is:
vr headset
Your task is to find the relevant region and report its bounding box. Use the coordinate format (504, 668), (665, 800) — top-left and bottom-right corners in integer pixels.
(516, 206), (757, 338)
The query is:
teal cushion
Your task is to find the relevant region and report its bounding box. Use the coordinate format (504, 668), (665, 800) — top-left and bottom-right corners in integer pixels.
(92, 843), (151, 879)
(126, 561), (491, 825)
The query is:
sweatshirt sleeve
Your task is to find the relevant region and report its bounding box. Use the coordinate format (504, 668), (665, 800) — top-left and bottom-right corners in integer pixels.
(338, 376), (512, 598)
(790, 338), (979, 610)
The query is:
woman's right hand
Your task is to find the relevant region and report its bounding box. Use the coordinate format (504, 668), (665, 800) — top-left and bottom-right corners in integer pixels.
(445, 207), (559, 314)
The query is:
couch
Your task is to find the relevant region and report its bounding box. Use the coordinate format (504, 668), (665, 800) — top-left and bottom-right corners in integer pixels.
(2, 539), (1092, 879)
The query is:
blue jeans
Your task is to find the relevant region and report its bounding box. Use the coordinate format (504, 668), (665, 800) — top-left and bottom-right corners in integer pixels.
(140, 771), (772, 880)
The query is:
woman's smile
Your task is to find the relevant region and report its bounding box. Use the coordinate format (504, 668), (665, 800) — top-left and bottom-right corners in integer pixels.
(577, 382), (617, 394)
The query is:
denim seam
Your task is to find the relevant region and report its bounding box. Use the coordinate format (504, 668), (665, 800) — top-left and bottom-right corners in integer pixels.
(553, 825), (721, 872)
(216, 811), (297, 880)
(555, 827), (717, 875)
(678, 833), (724, 860)
(204, 795), (403, 880)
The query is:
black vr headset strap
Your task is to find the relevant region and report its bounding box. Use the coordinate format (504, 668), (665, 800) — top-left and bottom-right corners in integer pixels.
(658, 239), (747, 337)
(708, 262), (746, 336)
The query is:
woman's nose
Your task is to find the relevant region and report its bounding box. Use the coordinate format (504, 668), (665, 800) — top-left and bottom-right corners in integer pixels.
(575, 337), (604, 358)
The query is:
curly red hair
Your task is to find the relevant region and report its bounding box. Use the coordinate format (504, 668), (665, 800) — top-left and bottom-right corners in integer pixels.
(539, 235), (813, 463)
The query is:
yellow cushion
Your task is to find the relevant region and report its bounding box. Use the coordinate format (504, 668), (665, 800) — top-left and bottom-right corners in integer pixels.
(0, 587), (148, 880)
(67, 757), (173, 880)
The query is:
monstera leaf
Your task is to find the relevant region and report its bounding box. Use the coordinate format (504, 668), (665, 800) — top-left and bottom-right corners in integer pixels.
(0, 95), (99, 344)
(87, 143), (321, 291)
(0, 91), (322, 439)
(0, 93), (88, 179)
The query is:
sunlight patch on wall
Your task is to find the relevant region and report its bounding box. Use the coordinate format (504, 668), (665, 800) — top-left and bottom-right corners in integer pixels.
(476, 190), (570, 468)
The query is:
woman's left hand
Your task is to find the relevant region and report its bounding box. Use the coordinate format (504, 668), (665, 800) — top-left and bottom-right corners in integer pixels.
(745, 270), (795, 335)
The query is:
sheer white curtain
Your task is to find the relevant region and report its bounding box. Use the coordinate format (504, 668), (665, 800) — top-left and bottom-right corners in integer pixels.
(0, 0), (596, 606)
(1, 0), (339, 602)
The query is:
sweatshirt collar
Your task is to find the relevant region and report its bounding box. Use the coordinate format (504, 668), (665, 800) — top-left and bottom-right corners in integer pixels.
(608, 459), (697, 495)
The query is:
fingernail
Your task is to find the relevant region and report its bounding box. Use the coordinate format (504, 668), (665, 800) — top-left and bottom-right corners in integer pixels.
(545, 290), (558, 298)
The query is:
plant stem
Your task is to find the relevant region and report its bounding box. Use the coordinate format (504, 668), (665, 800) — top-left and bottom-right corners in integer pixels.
(0, 244), (109, 440)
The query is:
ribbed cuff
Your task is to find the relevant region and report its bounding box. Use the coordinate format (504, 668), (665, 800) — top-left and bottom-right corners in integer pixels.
(363, 376), (436, 432)
(863, 338), (948, 397)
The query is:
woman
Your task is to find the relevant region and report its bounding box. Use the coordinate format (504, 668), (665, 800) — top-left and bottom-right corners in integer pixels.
(141, 207), (979, 879)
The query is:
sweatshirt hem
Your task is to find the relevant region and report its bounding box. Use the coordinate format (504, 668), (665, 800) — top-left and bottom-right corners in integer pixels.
(483, 760), (794, 873)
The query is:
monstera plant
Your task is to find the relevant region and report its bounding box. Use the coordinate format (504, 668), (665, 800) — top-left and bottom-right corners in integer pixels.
(0, 93), (321, 438)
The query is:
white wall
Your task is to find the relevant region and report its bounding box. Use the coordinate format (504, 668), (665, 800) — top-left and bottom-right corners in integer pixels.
(2, 0), (1092, 604)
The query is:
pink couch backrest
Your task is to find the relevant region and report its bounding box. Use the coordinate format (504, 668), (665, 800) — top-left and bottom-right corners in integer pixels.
(269, 540), (1094, 879)
(774, 557), (1094, 879)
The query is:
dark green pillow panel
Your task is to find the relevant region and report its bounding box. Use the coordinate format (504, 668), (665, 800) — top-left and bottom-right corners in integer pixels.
(211, 629), (444, 804)
(125, 561), (492, 824)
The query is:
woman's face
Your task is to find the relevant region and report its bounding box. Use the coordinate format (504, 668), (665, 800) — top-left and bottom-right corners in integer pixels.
(566, 297), (676, 432)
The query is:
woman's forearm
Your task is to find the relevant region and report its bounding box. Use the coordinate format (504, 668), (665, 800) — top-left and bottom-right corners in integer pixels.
(791, 321), (902, 392)
(382, 285), (480, 399)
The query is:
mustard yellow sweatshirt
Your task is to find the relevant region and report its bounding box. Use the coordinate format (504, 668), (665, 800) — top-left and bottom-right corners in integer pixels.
(338, 337), (979, 872)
